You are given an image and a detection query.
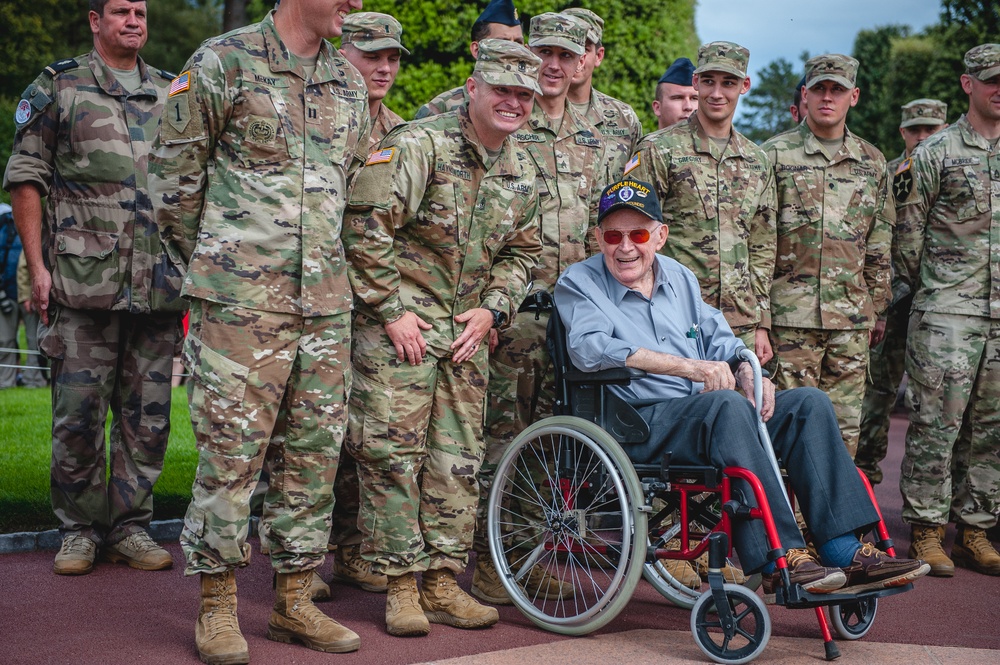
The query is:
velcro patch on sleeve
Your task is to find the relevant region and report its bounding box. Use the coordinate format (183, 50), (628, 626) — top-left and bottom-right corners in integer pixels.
(168, 71), (191, 97)
(623, 153), (640, 175)
(365, 147), (395, 166)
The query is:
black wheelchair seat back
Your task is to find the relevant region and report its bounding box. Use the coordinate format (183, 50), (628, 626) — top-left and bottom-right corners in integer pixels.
(546, 296), (651, 444)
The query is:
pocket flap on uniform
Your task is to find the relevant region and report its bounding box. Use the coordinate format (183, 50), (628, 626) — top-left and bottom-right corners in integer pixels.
(54, 228), (118, 258)
(183, 333), (249, 403)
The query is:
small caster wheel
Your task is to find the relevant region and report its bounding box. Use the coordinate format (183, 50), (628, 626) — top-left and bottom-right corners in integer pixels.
(828, 597), (877, 640)
(690, 584), (770, 664)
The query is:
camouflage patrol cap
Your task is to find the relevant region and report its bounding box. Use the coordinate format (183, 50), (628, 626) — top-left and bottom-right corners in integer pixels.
(341, 12), (410, 55)
(528, 12), (587, 56)
(805, 54), (859, 89)
(474, 38), (542, 94)
(964, 43), (1000, 81)
(561, 7), (603, 45)
(693, 41), (750, 78)
(900, 98), (947, 129)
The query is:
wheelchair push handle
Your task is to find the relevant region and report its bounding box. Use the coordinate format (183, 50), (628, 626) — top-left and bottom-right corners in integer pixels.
(736, 347), (792, 511)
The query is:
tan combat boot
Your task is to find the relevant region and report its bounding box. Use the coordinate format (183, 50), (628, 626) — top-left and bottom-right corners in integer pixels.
(908, 524), (955, 577)
(309, 571), (331, 601)
(53, 535), (98, 576)
(385, 573), (431, 637)
(470, 557), (513, 605)
(105, 531), (173, 571)
(331, 544), (388, 592)
(267, 571), (360, 653)
(420, 569), (499, 629)
(953, 526), (1000, 576)
(195, 571), (249, 665)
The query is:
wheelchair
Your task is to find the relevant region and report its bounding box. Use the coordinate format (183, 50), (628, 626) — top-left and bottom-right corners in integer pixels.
(485, 296), (911, 664)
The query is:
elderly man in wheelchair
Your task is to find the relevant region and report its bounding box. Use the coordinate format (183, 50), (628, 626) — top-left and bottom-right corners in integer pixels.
(483, 178), (928, 661)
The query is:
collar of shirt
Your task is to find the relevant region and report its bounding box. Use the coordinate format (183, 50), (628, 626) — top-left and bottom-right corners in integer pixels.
(800, 121), (864, 165)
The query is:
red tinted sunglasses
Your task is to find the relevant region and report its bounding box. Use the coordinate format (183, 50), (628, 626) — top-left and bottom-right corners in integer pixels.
(602, 228), (654, 245)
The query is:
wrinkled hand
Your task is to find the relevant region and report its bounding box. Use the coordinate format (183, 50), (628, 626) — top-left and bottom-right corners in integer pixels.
(451, 308), (493, 364)
(754, 328), (773, 365)
(385, 311), (432, 365)
(29, 267), (52, 325)
(737, 365), (776, 422)
(870, 319), (887, 346)
(685, 359), (736, 392)
(488, 328), (499, 354)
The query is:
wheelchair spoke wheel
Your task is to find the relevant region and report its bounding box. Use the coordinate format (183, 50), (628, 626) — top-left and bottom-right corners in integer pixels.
(828, 597), (877, 640)
(691, 585), (770, 665)
(487, 416), (647, 635)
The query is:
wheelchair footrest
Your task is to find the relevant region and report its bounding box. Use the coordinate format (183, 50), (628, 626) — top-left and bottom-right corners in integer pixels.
(775, 582), (913, 609)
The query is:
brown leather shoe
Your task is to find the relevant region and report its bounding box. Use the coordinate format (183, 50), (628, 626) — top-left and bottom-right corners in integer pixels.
(53, 535), (97, 576)
(840, 542), (930, 593)
(762, 548), (846, 602)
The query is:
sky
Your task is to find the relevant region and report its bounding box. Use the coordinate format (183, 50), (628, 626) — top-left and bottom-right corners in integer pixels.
(694, 0), (943, 89)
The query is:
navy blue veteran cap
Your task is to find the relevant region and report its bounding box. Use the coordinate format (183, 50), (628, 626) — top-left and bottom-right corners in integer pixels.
(658, 57), (695, 86)
(478, 0), (520, 27)
(598, 180), (662, 225)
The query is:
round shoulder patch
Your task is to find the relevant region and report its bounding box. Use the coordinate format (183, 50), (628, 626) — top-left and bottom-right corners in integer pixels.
(15, 99), (32, 125)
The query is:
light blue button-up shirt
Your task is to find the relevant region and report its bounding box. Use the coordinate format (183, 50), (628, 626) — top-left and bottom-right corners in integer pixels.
(554, 253), (746, 401)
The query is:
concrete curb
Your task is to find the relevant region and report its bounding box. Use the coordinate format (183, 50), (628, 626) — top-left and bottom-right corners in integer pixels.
(0, 517), (261, 554)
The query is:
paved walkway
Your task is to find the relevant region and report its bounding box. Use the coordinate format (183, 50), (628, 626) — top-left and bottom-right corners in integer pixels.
(2, 415), (998, 664)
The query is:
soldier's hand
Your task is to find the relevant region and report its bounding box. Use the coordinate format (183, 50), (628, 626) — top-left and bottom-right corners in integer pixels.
(754, 328), (773, 365)
(871, 319), (887, 345)
(451, 308), (493, 364)
(385, 311), (432, 365)
(29, 267), (52, 326)
(683, 358), (736, 392)
(488, 329), (499, 354)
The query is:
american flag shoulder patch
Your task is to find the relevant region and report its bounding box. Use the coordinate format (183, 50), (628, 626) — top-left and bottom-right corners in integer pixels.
(168, 71), (191, 97)
(623, 153), (640, 175)
(366, 147), (395, 166)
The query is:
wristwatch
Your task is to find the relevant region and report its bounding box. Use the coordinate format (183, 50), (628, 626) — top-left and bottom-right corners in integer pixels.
(487, 308), (507, 329)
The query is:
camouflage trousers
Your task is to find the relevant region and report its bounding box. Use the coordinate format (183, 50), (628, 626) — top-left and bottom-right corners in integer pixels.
(901, 311), (1000, 529)
(38, 305), (182, 544)
(476, 311), (554, 555)
(770, 326), (869, 458)
(348, 313), (488, 577)
(855, 298), (910, 485)
(180, 300), (350, 575)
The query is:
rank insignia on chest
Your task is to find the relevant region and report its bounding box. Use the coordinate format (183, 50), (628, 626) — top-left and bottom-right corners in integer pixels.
(169, 71), (191, 97)
(623, 153), (640, 176)
(893, 158), (914, 202)
(366, 147), (395, 165)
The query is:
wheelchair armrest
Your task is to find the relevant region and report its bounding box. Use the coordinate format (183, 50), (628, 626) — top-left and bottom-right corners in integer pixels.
(565, 367), (648, 386)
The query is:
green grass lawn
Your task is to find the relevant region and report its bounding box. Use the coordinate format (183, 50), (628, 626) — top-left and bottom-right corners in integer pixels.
(0, 385), (198, 533)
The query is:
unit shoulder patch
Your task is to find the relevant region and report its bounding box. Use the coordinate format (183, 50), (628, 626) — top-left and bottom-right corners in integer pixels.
(892, 157), (914, 202)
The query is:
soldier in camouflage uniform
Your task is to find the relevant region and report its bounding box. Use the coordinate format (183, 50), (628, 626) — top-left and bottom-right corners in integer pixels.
(562, 7), (644, 183)
(148, 2), (370, 661)
(761, 54), (893, 459)
(855, 99), (948, 487)
(413, 0), (523, 119)
(473, 12), (603, 605)
(341, 12), (408, 149)
(895, 44), (1000, 578)
(3, 0), (182, 577)
(323, 9), (411, 597)
(628, 41), (776, 360)
(342, 39), (542, 637)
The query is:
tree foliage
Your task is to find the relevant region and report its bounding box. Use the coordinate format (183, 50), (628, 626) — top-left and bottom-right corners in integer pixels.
(734, 57), (800, 144)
